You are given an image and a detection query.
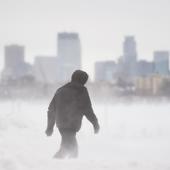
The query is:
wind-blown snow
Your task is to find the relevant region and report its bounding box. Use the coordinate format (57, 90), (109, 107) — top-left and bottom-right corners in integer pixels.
(0, 100), (170, 170)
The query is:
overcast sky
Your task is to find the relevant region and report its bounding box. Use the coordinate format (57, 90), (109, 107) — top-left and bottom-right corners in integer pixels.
(0, 0), (170, 75)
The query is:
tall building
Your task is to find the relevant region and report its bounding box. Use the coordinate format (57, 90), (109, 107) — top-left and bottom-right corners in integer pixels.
(123, 36), (137, 63)
(5, 45), (25, 69)
(57, 32), (81, 82)
(1, 44), (32, 80)
(154, 51), (169, 75)
(122, 36), (137, 76)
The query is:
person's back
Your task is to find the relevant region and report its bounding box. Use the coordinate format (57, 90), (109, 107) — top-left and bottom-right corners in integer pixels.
(45, 70), (100, 158)
(54, 82), (89, 131)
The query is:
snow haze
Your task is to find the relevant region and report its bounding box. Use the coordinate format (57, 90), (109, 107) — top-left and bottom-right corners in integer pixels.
(0, 100), (170, 170)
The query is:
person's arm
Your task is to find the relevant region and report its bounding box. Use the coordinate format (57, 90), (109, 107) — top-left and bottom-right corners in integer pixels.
(83, 88), (100, 133)
(45, 94), (56, 136)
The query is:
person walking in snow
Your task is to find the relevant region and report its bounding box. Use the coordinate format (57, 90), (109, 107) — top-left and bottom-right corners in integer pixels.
(45, 70), (100, 158)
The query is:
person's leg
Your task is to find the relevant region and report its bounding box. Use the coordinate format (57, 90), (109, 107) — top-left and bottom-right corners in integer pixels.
(67, 131), (78, 158)
(53, 129), (67, 159)
(54, 129), (78, 158)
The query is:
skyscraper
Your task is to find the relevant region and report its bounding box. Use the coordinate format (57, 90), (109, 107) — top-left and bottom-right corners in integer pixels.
(122, 36), (137, 76)
(5, 45), (25, 69)
(154, 51), (169, 75)
(123, 36), (137, 63)
(57, 32), (81, 82)
(2, 44), (32, 80)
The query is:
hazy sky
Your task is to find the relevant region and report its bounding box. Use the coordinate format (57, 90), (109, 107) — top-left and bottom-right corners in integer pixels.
(0, 0), (170, 75)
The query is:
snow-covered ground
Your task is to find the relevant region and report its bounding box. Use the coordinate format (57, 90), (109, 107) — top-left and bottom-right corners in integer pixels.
(0, 99), (170, 170)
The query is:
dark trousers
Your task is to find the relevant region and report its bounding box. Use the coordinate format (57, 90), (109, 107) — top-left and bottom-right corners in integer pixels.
(54, 129), (78, 158)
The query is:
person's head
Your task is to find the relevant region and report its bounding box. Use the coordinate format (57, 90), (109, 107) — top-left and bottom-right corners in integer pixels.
(71, 70), (88, 85)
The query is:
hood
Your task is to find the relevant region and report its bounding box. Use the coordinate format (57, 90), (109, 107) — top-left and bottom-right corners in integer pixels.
(71, 70), (88, 85)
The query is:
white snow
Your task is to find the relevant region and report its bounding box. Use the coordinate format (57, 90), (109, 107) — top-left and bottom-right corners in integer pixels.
(0, 99), (170, 170)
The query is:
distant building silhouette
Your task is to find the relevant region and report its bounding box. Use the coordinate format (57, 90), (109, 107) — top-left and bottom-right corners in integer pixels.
(57, 32), (81, 82)
(5, 45), (25, 68)
(135, 74), (170, 95)
(1, 44), (32, 81)
(123, 36), (137, 63)
(34, 56), (58, 84)
(94, 61), (116, 83)
(122, 36), (137, 76)
(154, 51), (169, 75)
(136, 60), (154, 76)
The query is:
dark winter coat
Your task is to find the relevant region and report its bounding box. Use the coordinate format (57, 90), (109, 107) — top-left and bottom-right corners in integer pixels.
(47, 82), (98, 132)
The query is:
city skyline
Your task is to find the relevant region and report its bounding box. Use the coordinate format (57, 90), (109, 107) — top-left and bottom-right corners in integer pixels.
(1, 35), (169, 83)
(0, 0), (170, 77)
(1, 32), (169, 79)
